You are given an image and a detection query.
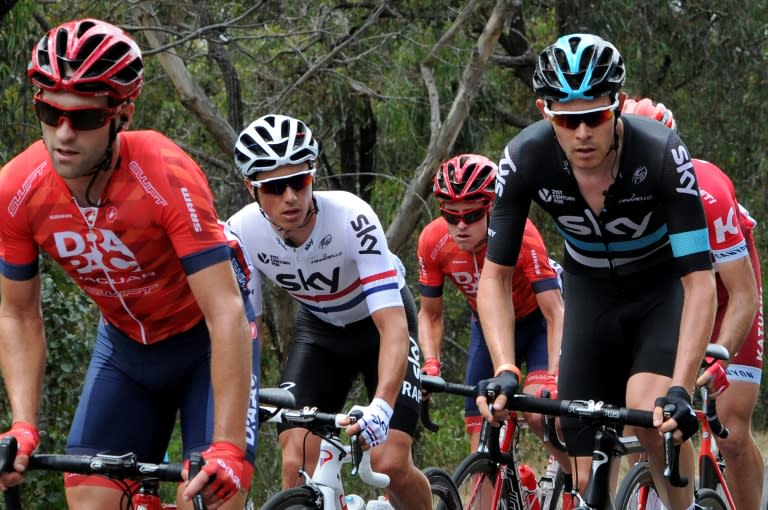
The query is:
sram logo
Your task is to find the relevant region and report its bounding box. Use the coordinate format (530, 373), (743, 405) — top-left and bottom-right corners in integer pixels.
(276, 267), (340, 292)
(350, 214), (381, 255)
(53, 229), (141, 274)
(558, 210), (652, 238)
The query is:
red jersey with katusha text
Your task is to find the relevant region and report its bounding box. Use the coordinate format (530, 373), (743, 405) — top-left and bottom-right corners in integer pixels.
(0, 131), (230, 344)
(418, 217), (560, 319)
(696, 159), (763, 369)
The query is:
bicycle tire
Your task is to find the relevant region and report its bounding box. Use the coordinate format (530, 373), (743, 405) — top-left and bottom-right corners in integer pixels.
(614, 461), (664, 510)
(695, 488), (728, 510)
(453, 452), (506, 510)
(424, 466), (463, 510)
(259, 486), (322, 510)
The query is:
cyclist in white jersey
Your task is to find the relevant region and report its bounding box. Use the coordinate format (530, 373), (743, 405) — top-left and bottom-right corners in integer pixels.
(227, 114), (431, 510)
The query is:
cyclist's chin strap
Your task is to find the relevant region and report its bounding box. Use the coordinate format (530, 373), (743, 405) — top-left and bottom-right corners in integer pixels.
(260, 198), (319, 248)
(82, 120), (121, 207)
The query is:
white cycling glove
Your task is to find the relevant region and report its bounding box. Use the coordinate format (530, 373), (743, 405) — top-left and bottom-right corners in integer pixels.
(350, 398), (394, 448)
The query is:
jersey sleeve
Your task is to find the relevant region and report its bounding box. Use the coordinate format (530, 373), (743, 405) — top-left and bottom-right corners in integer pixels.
(417, 221), (445, 298)
(486, 140), (534, 267)
(519, 221), (560, 294)
(151, 137), (229, 274)
(697, 160), (748, 266)
(0, 147), (45, 280)
(346, 201), (404, 314)
(659, 134), (712, 274)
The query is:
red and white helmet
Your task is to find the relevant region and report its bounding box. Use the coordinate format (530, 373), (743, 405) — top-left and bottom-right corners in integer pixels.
(621, 98), (676, 132)
(433, 154), (496, 203)
(27, 18), (144, 102)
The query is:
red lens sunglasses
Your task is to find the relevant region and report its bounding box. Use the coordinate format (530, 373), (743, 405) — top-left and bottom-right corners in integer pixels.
(33, 94), (120, 131)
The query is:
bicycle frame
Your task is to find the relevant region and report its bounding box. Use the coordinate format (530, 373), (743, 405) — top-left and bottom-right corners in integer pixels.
(696, 391), (735, 509)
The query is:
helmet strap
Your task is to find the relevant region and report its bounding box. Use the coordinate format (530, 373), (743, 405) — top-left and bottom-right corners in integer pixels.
(259, 198), (319, 248)
(82, 119), (120, 207)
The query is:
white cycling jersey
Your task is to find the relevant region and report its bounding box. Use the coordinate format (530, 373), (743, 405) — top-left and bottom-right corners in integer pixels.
(227, 190), (406, 327)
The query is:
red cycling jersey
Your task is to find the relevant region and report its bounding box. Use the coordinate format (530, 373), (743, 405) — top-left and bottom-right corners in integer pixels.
(417, 217), (559, 319)
(0, 131), (229, 344)
(696, 159), (763, 372)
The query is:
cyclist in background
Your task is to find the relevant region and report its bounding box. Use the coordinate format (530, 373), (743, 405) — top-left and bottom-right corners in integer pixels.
(474, 34), (716, 510)
(417, 154), (573, 506)
(0, 19), (256, 510)
(227, 114), (432, 510)
(623, 98), (764, 510)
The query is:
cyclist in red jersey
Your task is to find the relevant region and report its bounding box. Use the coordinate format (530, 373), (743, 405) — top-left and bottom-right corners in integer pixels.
(418, 154), (573, 506)
(0, 19), (254, 510)
(623, 98), (764, 510)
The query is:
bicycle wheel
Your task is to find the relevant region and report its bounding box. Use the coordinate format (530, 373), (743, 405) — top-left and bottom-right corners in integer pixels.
(614, 461), (664, 510)
(424, 466), (463, 510)
(260, 486), (322, 510)
(695, 488), (728, 510)
(453, 452), (505, 510)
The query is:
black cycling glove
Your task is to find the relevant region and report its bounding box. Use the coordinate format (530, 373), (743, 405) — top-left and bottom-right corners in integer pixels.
(477, 370), (520, 403)
(654, 386), (698, 441)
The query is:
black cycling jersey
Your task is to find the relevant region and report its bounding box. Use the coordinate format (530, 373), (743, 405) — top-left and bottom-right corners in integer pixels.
(488, 115), (712, 278)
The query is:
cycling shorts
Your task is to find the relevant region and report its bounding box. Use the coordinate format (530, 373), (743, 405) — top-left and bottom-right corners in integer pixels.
(464, 309), (548, 418)
(278, 286), (421, 437)
(557, 270), (682, 456)
(66, 319), (261, 464)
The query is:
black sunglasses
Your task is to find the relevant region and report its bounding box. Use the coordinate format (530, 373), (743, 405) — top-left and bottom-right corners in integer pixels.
(33, 95), (118, 131)
(440, 206), (487, 225)
(252, 169), (315, 195)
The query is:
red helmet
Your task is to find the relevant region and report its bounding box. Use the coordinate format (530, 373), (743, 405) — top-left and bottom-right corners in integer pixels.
(621, 98), (676, 131)
(434, 154), (496, 203)
(28, 18), (144, 102)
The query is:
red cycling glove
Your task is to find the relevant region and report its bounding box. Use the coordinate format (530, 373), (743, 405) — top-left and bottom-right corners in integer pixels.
(704, 356), (730, 395)
(0, 422), (40, 461)
(421, 358), (441, 377)
(199, 441), (253, 502)
(536, 373), (558, 399)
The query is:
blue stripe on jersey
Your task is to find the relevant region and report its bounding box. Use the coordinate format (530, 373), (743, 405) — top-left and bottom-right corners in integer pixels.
(556, 224), (668, 253)
(181, 244), (230, 275)
(301, 282), (400, 314)
(669, 228), (710, 257)
(0, 257), (39, 280)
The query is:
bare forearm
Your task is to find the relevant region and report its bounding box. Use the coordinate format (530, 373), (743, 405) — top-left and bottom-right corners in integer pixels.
(0, 315), (46, 425)
(417, 310), (444, 360)
(477, 274), (516, 367)
(375, 321), (408, 407)
(209, 311), (252, 449)
(673, 271), (717, 389)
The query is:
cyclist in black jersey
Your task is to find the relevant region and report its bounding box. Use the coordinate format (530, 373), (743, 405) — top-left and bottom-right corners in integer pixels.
(473, 34), (716, 510)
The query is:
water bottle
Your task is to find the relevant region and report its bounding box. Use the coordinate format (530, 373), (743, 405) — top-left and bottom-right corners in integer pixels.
(366, 495), (395, 510)
(538, 455), (559, 510)
(345, 493), (367, 510)
(518, 463), (541, 510)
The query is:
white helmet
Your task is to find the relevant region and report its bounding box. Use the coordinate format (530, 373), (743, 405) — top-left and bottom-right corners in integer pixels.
(234, 114), (319, 177)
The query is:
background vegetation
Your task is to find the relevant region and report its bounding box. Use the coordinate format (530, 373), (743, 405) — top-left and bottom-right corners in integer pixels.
(0, 0), (765, 506)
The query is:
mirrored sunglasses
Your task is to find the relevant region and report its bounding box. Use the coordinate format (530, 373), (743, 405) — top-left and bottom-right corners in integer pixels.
(33, 94), (119, 131)
(544, 98), (619, 130)
(440, 206), (488, 225)
(251, 169), (315, 195)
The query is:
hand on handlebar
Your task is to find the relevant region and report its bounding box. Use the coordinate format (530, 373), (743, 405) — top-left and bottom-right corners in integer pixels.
(475, 367), (520, 426)
(536, 373), (558, 399)
(653, 386), (698, 443)
(0, 422), (40, 486)
(183, 441), (252, 508)
(346, 398), (393, 449)
(695, 356), (730, 397)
